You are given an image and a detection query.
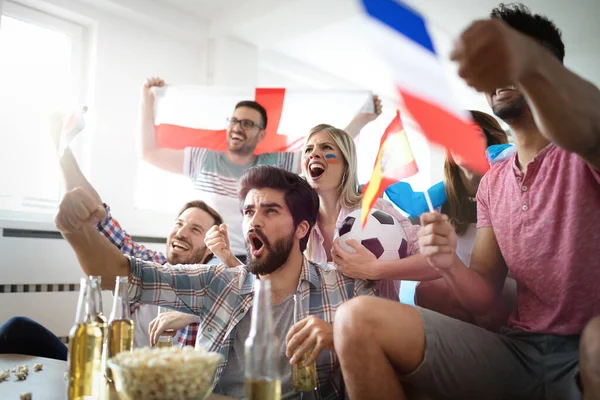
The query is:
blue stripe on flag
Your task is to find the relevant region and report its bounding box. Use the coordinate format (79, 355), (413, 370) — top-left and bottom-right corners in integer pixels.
(362, 0), (436, 55)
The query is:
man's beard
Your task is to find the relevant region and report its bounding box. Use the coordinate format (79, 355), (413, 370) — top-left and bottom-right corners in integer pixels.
(492, 94), (529, 123)
(246, 229), (294, 275)
(167, 245), (207, 265)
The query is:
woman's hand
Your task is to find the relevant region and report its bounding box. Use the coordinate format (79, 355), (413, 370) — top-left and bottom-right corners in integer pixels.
(331, 239), (381, 280)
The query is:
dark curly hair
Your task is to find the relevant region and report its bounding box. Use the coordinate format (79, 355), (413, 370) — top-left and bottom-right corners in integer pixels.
(239, 165), (319, 252)
(491, 3), (565, 63)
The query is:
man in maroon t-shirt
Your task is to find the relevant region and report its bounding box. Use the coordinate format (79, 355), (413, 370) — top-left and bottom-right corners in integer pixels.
(332, 4), (600, 400)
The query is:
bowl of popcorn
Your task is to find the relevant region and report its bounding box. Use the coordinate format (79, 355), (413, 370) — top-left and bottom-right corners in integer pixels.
(107, 346), (223, 400)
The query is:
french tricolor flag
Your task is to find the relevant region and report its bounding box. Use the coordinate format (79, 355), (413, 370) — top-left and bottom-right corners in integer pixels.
(361, 0), (489, 174)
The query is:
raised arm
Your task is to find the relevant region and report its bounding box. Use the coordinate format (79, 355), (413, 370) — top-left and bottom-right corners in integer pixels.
(50, 115), (166, 263)
(49, 112), (102, 204)
(95, 206), (166, 263)
(56, 188), (215, 312)
(55, 188), (129, 290)
(518, 50), (600, 169)
(138, 77), (185, 174)
(342, 94), (382, 139)
(418, 213), (508, 316)
(451, 19), (600, 169)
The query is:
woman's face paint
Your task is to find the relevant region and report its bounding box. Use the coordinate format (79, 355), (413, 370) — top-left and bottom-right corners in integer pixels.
(324, 153), (341, 164)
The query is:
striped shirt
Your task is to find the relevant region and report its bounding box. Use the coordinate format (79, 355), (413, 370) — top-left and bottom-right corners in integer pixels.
(127, 256), (377, 400)
(183, 147), (300, 255)
(96, 205), (197, 347)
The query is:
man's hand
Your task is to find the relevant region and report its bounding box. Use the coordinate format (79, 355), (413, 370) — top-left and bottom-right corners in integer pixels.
(450, 19), (543, 93)
(55, 188), (106, 234)
(357, 94), (383, 125)
(204, 224), (242, 267)
(344, 94), (383, 138)
(331, 239), (380, 280)
(148, 311), (200, 347)
(285, 316), (333, 366)
(142, 77), (165, 101)
(418, 212), (457, 271)
(205, 224), (232, 262)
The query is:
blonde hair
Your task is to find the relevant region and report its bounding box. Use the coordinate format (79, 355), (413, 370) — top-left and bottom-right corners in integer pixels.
(303, 124), (362, 260)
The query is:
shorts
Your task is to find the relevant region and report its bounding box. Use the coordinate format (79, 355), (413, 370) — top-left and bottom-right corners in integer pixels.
(402, 307), (582, 400)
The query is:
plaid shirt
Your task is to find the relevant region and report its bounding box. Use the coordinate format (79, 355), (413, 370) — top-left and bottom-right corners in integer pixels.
(96, 204), (198, 347)
(127, 255), (378, 400)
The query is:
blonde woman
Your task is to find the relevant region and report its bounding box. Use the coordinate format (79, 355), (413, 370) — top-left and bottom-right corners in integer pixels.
(303, 124), (439, 297)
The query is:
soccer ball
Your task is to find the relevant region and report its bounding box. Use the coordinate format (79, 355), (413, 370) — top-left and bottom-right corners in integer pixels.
(335, 209), (408, 261)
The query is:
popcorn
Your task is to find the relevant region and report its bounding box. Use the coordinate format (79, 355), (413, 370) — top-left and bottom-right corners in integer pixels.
(20, 393), (32, 400)
(109, 346), (222, 400)
(33, 363), (43, 372)
(15, 371), (27, 381)
(17, 365), (29, 375)
(0, 370), (10, 382)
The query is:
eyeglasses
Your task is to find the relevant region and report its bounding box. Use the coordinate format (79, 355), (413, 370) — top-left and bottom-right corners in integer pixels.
(226, 117), (263, 131)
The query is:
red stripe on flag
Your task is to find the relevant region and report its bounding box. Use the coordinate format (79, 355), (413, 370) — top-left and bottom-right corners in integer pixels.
(254, 88), (288, 154)
(156, 124), (227, 151)
(62, 112), (77, 134)
(399, 89), (489, 175)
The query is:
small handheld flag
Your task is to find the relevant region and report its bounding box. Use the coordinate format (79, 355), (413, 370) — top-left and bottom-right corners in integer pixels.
(59, 106), (87, 156)
(361, 111), (418, 227)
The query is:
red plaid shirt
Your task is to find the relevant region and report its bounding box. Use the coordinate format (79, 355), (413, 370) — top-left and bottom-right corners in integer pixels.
(96, 204), (198, 347)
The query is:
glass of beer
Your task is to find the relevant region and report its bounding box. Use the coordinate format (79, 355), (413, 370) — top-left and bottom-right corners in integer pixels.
(291, 294), (317, 393)
(156, 335), (173, 348)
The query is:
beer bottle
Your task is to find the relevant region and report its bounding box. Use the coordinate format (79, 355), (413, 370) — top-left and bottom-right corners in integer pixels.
(244, 279), (281, 400)
(106, 276), (134, 379)
(67, 277), (104, 399)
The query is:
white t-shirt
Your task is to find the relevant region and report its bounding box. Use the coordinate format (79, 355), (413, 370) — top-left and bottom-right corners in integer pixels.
(455, 223), (477, 267)
(184, 148), (300, 256)
(132, 304), (160, 348)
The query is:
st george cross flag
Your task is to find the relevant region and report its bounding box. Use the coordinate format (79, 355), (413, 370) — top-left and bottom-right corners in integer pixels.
(153, 86), (373, 154)
(360, 0), (489, 175)
(362, 111), (418, 226)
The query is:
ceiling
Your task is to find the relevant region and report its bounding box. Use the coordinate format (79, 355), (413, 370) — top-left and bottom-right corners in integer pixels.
(154, 0), (600, 112)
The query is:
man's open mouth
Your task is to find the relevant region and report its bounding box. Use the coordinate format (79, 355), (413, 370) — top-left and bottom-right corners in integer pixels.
(230, 131), (246, 142)
(248, 233), (265, 257)
(171, 240), (190, 252)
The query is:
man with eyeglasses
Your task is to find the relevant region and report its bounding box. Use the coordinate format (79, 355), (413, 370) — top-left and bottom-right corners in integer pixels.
(138, 77), (381, 265)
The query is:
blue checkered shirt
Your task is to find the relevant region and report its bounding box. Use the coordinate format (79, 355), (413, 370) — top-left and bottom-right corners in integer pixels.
(127, 256), (378, 400)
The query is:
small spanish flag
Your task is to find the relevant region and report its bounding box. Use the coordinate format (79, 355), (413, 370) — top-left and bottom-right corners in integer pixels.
(362, 111), (418, 227)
